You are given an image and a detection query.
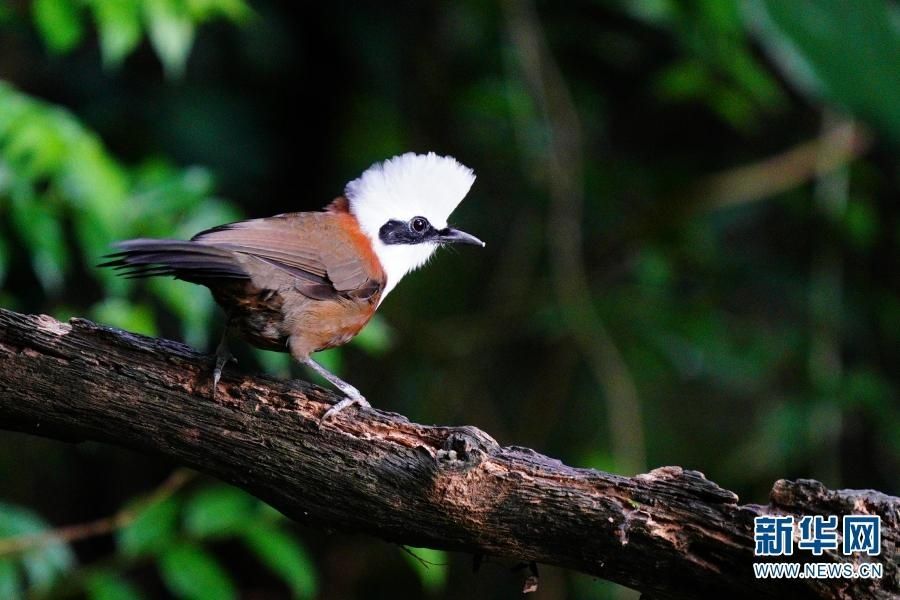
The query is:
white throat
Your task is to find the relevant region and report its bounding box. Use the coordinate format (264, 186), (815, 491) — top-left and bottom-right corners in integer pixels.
(371, 241), (437, 301)
(344, 152), (476, 304)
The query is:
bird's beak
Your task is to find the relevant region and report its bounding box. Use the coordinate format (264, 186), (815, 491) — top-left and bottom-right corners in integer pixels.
(436, 227), (485, 247)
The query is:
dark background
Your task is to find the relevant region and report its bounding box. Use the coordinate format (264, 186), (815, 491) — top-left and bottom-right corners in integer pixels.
(1, 0), (898, 598)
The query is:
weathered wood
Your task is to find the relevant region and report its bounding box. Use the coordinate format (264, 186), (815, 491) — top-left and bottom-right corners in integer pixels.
(0, 308), (896, 599)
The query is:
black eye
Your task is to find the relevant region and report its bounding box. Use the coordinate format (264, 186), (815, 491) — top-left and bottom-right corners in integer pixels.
(409, 217), (429, 233)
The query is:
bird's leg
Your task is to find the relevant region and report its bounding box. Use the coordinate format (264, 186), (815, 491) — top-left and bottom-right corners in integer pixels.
(212, 324), (235, 400)
(301, 357), (371, 421)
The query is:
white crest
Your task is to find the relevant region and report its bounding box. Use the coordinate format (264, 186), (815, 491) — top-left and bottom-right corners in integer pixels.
(345, 152), (476, 300)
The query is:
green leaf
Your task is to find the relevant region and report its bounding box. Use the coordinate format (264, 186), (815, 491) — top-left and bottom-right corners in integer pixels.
(352, 314), (394, 355)
(147, 278), (214, 348)
(0, 559), (22, 600)
(4, 110), (68, 178)
(9, 192), (66, 297)
(0, 503), (75, 591)
(183, 485), (257, 538)
(144, 0), (196, 78)
(129, 163), (215, 224)
(253, 349), (293, 378)
(754, 0), (900, 142)
(241, 525), (317, 599)
(579, 450), (618, 474)
(90, 299), (158, 337)
(158, 543), (236, 600)
(312, 348), (342, 376)
(90, 0), (142, 68)
(401, 547), (448, 595)
(656, 60), (712, 100)
(85, 571), (143, 600)
(118, 496), (180, 557)
(32, 0), (84, 53)
(185, 0), (252, 22)
(173, 196), (241, 241)
(843, 199), (878, 250)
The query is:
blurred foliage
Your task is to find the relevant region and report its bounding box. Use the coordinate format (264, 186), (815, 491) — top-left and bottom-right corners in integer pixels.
(0, 484), (318, 599)
(0, 0), (899, 598)
(402, 547), (449, 596)
(32, 0), (251, 74)
(0, 502), (75, 595)
(626, 0), (786, 131)
(0, 80), (238, 345)
(753, 0), (900, 143)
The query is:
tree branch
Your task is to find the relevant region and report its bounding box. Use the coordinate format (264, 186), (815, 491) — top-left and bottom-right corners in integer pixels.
(0, 469), (194, 557)
(0, 308), (896, 599)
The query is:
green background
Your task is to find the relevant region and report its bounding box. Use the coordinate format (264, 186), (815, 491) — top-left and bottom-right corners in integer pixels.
(0, 0), (898, 598)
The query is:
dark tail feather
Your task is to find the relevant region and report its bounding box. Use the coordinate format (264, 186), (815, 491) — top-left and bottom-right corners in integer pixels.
(99, 239), (249, 281)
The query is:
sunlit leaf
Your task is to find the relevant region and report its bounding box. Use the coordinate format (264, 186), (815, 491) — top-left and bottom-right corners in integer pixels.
(4, 112), (67, 178)
(9, 190), (67, 294)
(183, 485), (257, 537)
(90, 0), (142, 68)
(159, 543), (236, 600)
(118, 496), (180, 557)
(129, 163), (214, 223)
(241, 524), (317, 599)
(0, 72), (245, 346)
(32, 0), (84, 53)
(0, 503), (75, 591)
(73, 200), (129, 295)
(148, 278), (215, 348)
(144, 0), (196, 78)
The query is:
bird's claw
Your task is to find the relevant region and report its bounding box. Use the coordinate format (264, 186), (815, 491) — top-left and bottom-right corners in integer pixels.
(211, 350), (236, 400)
(320, 394), (371, 423)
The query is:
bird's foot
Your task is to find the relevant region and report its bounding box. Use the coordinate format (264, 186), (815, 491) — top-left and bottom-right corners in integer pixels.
(320, 392), (371, 423)
(300, 357), (371, 423)
(211, 347), (237, 400)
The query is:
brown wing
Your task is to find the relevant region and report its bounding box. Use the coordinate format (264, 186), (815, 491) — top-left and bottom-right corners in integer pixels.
(192, 212), (383, 301)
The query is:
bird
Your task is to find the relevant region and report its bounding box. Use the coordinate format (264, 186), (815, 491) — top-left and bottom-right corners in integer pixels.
(100, 152), (484, 420)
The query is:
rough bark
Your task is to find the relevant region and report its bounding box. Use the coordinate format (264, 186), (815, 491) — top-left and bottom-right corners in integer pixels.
(0, 308), (896, 599)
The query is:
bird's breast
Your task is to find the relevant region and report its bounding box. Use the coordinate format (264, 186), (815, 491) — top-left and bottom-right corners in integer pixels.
(208, 280), (380, 356)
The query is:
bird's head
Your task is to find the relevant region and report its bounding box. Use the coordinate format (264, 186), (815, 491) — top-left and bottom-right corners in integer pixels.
(346, 152), (484, 297)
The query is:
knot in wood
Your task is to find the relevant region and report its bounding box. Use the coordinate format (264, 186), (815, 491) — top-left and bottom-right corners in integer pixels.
(435, 426), (497, 470)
